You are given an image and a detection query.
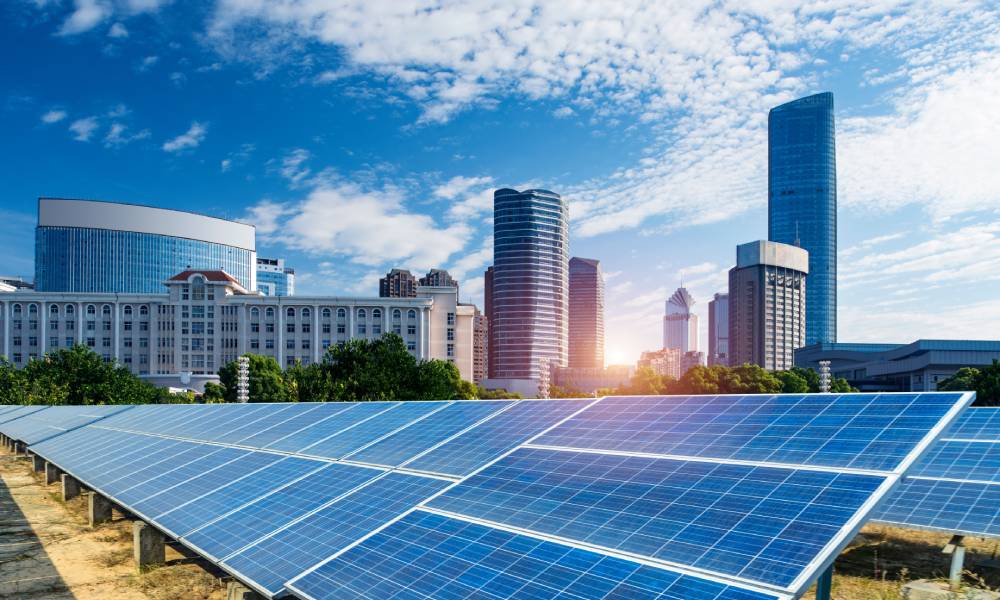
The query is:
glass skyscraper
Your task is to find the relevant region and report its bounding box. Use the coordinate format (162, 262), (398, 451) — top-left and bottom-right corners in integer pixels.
(489, 188), (569, 385)
(256, 257), (295, 296)
(568, 257), (604, 369)
(34, 198), (257, 294)
(768, 92), (837, 345)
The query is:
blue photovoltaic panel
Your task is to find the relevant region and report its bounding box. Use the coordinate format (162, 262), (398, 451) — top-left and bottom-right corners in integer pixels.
(346, 401), (511, 467)
(536, 393), (966, 472)
(52, 433), (189, 486)
(429, 447), (885, 588)
(156, 456), (328, 537)
(407, 399), (593, 476)
(288, 510), (778, 600)
(0, 405), (133, 444)
(112, 447), (250, 509)
(266, 402), (398, 453)
(906, 440), (1000, 482)
(0, 405), (47, 424)
(200, 404), (304, 445)
(182, 463), (379, 561)
(131, 451), (286, 519)
(29, 426), (133, 471)
(943, 408), (1000, 441)
(875, 479), (1000, 537)
(236, 403), (352, 449)
(96, 442), (222, 494)
(300, 401), (447, 459)
(224, 473), (451, 597)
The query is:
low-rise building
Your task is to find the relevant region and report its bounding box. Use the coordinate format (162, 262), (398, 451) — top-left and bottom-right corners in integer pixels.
(0, 270), (474, 392)
(552, 365), (632, 394)
(638, 348), (683, 379)
(795, 340), (1000, 392)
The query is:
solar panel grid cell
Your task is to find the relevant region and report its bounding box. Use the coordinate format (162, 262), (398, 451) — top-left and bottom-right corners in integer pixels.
(536, 394), (964, 472)
(267, 402), (398, 453)
(155, 456), (328, 537)
(181, 463), (379, 561)
(113, 447), (250, 509)
(347, 401), (512, 467)
(943, 408), (1000, 441)
(236, 403), (349, 449)
(224, 473), (451, 596)
(875, 479), (1000, 537)
(908, 441), (1000, 482)
(406, 400), (594, 477)
(427, 447), (885, 588)
(300, 401), (448, 460)
(288, 510), (779, 600)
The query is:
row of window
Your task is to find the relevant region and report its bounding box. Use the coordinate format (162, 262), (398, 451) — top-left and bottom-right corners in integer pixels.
(6, 303), (151, 316)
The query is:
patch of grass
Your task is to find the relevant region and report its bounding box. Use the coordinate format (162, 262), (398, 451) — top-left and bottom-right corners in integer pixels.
(129, 564), (223, 600)
(96, 546), (132, 568)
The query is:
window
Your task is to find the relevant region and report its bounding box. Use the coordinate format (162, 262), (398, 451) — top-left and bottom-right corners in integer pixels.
(372, 323), (381, 335)
(266, 323), (275, 333)
(286, 339), (295, 349)
(250, 339), (259, 349)
(357, 308), (366, 320)
(123, 305), (133, 316)
(49, 304), (59, 316)
(65, 337), (73, 347)
(251, 323), (260, 333)
(447, 343), (454, 357)
(322, 323), (331, 334)
(301, 339), (310, 349)
(86, 337), (95, 347)
(265, 339), (274, 349)
(139, 305), (148, 316)
(49, 336), (58, 348)
(302, 322), (311, 333)
(12, 336), (21, 346)
(337, 308), (346, 319)
(286, 307), (296, 319)
(192, 322), (205, 334)
(103, 321), (111, 331)
(102, 337), (111, 347)
(393, 324), (402, 334)
(28, 304), (38, 315)
(447, 312), (455, 326)
(266, 307), (275, 319)
(408, 309), (416, 320)
(447, 328), (454, 341)
(302, 308), (311, 319)
(286, 356), (295, 367)
(139, 322), (149, 331)
(322, 340), (331, 349)
(372, 309), (381, 320)
(66, 320), (74, 330)
(86, 321), (96, 331)
(86, 304), (96, 316)
(322, 308), (331, 318)
(139, 338), (148, 348)
(12, 304), (22, 316)
(286, 322), (295, 333)
(407, 341), (416, 352)
(66, 305), (74, 315)
(357, 323), (367, 334)
(28, 320), (37, 330)
(251, 307), (260, 319)
(337, 324), (346, 334)
(407, 325), (416, 335)
(124, 321), (133, 331)
(50, 321), (58, 330)
(28, 336), (37, 347)
(12, 353), (21, 363)
(124, 338), (133, 348)
(102, 305), (111, 316)
(192, 306), (205, 318)
(393, 309), (401, 320)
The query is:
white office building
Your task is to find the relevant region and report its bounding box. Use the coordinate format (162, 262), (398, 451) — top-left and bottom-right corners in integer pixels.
(663, 287), (698, 353)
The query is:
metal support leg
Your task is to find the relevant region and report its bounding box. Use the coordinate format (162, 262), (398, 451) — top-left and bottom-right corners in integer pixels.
(947, 535), (966, 591)
(815, 564), (833, 600)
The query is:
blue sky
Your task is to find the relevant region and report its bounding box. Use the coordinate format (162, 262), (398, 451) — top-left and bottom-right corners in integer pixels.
(2, 1), (999, 365)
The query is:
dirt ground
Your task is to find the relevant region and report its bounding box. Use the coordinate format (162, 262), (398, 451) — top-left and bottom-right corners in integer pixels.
(0, 452), (225, 600)
(3, 449), (1000, 600)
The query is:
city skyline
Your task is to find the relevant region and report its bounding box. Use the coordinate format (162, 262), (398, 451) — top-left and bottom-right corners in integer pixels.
(2, 3), (999, 365)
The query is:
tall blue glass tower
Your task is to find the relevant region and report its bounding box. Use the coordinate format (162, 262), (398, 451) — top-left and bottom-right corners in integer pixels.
(768, 92), (837, 345)
(489, 188), (568, 385)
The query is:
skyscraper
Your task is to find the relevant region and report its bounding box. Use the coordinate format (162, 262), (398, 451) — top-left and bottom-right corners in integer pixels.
(663, 287), (698, 353)
(768, 91), (836, 345)
(419, 269), (458, 290)
(256, 257), (295, 296)
(487, 188), (569, 395)
(568, 257), (604, 369)
(379, 268), (418, 297)
(708, 292), (729, 366)
(728, 240), (808, 371)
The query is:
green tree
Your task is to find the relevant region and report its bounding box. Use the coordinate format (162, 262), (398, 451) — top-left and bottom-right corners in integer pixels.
(411, 360), (466, 400)
(202, 381), (227, 403)
(477, 386), (523, 399)
(284, 361), (333, 403)
(775, 370), (810, 393)
(939, 361), (1000, 406)
(218, 354), (291, 403)
(548, 385), (590, 398)
(325, 334), (417, 401)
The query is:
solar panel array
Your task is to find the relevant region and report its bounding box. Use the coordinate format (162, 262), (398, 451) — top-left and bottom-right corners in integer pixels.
(875, 407), (1000, 537)
(10, 392), (971, 600)
(0, 404), (132, 444)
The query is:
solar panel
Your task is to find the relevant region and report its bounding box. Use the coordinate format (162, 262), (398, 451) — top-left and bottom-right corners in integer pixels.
(535, 393), (966, 471)
(112, 447), (251, 510)
(299, 401), (448, 459)
(942, 407), (1000, 441)
(236, 403), (353, 449)
(0, 405), (133, 444)
(181, 463), (381, 561)
(0, 405), (48, 425)
(287, 510), (779, 600)
(266, 402), (398, 453)
(345, 401), (513, 467)
(156, 456), (329, 537)
(906, 440), (1000, 482)
(406, 399), (595, 476)
(224, 473), (451, 597)
(875, 479), (1000, 537)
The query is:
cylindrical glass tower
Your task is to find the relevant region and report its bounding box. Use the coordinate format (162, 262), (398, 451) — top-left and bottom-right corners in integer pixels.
(768, 92), (837, 345)
(490, 188), (568, 382)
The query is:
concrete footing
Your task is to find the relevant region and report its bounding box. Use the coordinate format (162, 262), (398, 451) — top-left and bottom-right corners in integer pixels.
(44, 461), (61, 485)
(61, 473), (81, 502)
(902, 580), (1000, 599)
(133, 521), (165, 569)
(227, 582), (265, 600)
(88, 492), (113, 527)
(32, 454), (45, 472)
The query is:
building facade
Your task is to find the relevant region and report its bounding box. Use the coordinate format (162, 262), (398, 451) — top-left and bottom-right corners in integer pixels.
(768, 92), (837, 345)
(795, 340), (1000, 392)
(0, 270), (474, 391)
(34, 198), (256, 294)
(552, 365), (631, 394)
(419, 269), (457, 290)
(708, 292), (729, 366)
(681, 351), (705, 374)
(663, 287), (698, 353)
(638, 348), (683, 379)
(378, 269), (419, 298)
(568, 257), (604, 369)
(485, 188), (569, 396)
(728, 240), (808, 371)
(256, 257), (295, 296)
(472, 309), (488, 384)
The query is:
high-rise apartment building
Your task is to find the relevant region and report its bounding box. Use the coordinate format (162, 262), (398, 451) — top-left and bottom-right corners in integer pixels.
(568, 257), (604, 369)
(379, 268), (418, 298)
(638, 348), (682, 379)
(34, 198), (256, 294)
(419, 269), (457, 290)
(768, 92), (836, 345)
(708, 292), (729, 366)
(256, 257), (295, 296)
(472, 309), (488, 384)
(485, 188), (568, 396)
(663, 287), (698, 353)
(728, 240), (808, 371)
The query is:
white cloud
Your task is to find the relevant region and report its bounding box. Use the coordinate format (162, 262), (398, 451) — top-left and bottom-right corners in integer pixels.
(170, 72), (186, 85)
(220, 158), (232, 172)
(162, 121), (207, 152)
(137, 55), (159, 72)
(108, 22), (128, 38)
(103, 122), (150, 147)
(58, 0), (111, 35)
(433, 175), (493, 200)
(552, 106), (574, 119)
(68, 116), (99, 141)
(40, 110), (67, 124)
(248, 182), (471, 270)
(278, 148), (312, 186)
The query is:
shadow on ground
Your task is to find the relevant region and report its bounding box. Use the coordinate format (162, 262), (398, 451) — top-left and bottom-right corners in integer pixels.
(0, 456), (74, 599)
